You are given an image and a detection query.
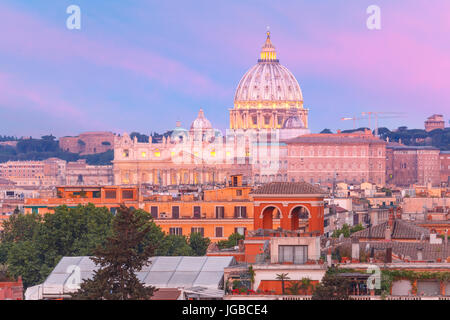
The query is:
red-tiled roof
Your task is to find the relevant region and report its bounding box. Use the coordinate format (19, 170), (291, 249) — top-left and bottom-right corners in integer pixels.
(251, 182), (325, 195)
(351, 220), (430, 240)
(284, 134), (386, 145)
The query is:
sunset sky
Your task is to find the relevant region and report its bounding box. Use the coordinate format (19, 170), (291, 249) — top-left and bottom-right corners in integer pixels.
(1, 0), (449, 138)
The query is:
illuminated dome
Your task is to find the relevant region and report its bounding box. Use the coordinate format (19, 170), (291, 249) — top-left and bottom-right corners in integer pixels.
(190, 109), (212, 131)
(234, 32), (303, 105)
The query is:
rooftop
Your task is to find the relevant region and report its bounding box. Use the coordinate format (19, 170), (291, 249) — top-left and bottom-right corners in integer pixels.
(251, 182), (325, 195)
(351, 219), (430, 240)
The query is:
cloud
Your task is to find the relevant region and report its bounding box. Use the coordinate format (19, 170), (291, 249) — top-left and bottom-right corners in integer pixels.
(0, 3), (229, 99)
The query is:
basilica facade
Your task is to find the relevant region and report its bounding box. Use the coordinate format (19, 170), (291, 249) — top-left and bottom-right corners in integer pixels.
(113, 32), (386, 187)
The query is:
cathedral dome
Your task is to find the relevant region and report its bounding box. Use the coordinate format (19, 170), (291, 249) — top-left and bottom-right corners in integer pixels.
(283, 115), (304, 129)
(234, 32), (303, 105)
(190, 109), (212, 131)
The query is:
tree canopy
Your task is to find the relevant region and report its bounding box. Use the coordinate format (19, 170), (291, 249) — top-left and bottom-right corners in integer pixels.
(0, 204), (211, 289)
(72, 205), (155, 300)
(312, 267), (350, 300)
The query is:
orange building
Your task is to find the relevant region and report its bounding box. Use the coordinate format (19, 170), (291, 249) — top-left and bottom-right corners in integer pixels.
(143, 175), (279, 240)
(22, 175), (279, 241)
(24, 185), (139, 215)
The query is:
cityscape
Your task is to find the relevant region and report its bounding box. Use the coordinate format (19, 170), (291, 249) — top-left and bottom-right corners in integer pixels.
(0, 1), (450, 307)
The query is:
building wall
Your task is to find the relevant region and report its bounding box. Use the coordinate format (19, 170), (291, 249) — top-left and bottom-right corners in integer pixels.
(59, 132), (114, 155)
(0, 158), (66, 186)
(65, 159), (113, 185)
(424, 114), (445, 132)
(285, 133), (386, 186)
(440, 152), (450, 185)
(386, 147), (440, 187)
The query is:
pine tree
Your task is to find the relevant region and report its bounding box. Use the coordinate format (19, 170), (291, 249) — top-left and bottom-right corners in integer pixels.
(72, 205), (156, 300)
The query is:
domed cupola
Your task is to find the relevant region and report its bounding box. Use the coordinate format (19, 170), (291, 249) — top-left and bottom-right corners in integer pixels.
(283, 116), (304, 129)
(190, 109), (212, 131)
(230, 31), (308, 131)
(190, 109), (215, 142)
(171, 120), (189, 143)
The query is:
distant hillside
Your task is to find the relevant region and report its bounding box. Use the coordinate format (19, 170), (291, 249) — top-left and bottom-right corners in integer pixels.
(0, 135), (113, 165)
(338, 127), (450, 151)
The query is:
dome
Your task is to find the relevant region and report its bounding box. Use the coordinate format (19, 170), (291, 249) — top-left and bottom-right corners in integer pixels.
(171, 120), (189, 142)
(190, 109), (212, 131)
(283, 116), (304, 129)
(234, 32), (303, 104)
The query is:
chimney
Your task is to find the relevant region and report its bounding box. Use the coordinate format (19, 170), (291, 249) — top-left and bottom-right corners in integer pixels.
(385, 247), (392, 263)
(416, 247), (423, 261)
(327, 247), (332, 267)
(385, 225), (392, 241)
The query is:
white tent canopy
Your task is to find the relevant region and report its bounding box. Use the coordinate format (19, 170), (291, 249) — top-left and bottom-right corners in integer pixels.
(25, 256), (235, 300)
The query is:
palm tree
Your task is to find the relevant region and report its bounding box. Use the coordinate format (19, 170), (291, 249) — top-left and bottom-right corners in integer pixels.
(276, 273), (290, 295)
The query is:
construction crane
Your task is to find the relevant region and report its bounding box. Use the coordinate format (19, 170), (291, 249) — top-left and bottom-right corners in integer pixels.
(340, 116), (365, 129)
(361, 112), (406, 136)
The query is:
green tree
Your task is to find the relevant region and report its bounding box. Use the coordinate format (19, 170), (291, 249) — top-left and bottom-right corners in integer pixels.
(159, 235), (194, 256)
(72, 205), (155, 300)
(6, 241), (42, 288)
(312, 269), (350, 300)
(217, 232), (245, 249)
(0, 212), (41, 243)
(1, 204), (113, 288)
(286, 281), (302, 295)
(300, 277), (312, 294)
(276, 273), (290, 295)
(188, 232), (211, 256)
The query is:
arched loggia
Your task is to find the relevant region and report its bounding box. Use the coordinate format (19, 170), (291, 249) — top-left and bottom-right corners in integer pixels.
(288, 205), (311, 231)
(259, 205), (282, 230)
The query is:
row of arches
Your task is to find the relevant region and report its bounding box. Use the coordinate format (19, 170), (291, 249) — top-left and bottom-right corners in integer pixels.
(259, 204), (311, 231)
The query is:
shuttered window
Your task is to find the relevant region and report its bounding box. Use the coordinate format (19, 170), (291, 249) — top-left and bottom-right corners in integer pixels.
(172, 206), (179, 219)
(191, 227), (204, 237)
(193, 206), (201, 219)
(234, 206), (247, 218)
(215, 206), (225, 219)
(150, 206), (158, 219)
(279, 245), (308, 264)
(215, 227), (223, 238)
(169, 227), (182, 236)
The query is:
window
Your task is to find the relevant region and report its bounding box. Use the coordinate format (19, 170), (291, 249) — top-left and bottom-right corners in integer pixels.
(279, 245), (308, 264)
(234, 206), (247, 218)
(172, 206), (179, 219)
(92, 191), (101, 198)
(215, 206), (225, 219)
(191, 227), (204, 237)
(236, 189), (242, 196)
(123, 149), (129, 157)
(234, 227), (246, 236)
(151, 206), (158, 219)
(169, 227), (182, 236)
(193, 206), (201, 219)
(122, 190), (134, 199)
(215, 227), (223, 238)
